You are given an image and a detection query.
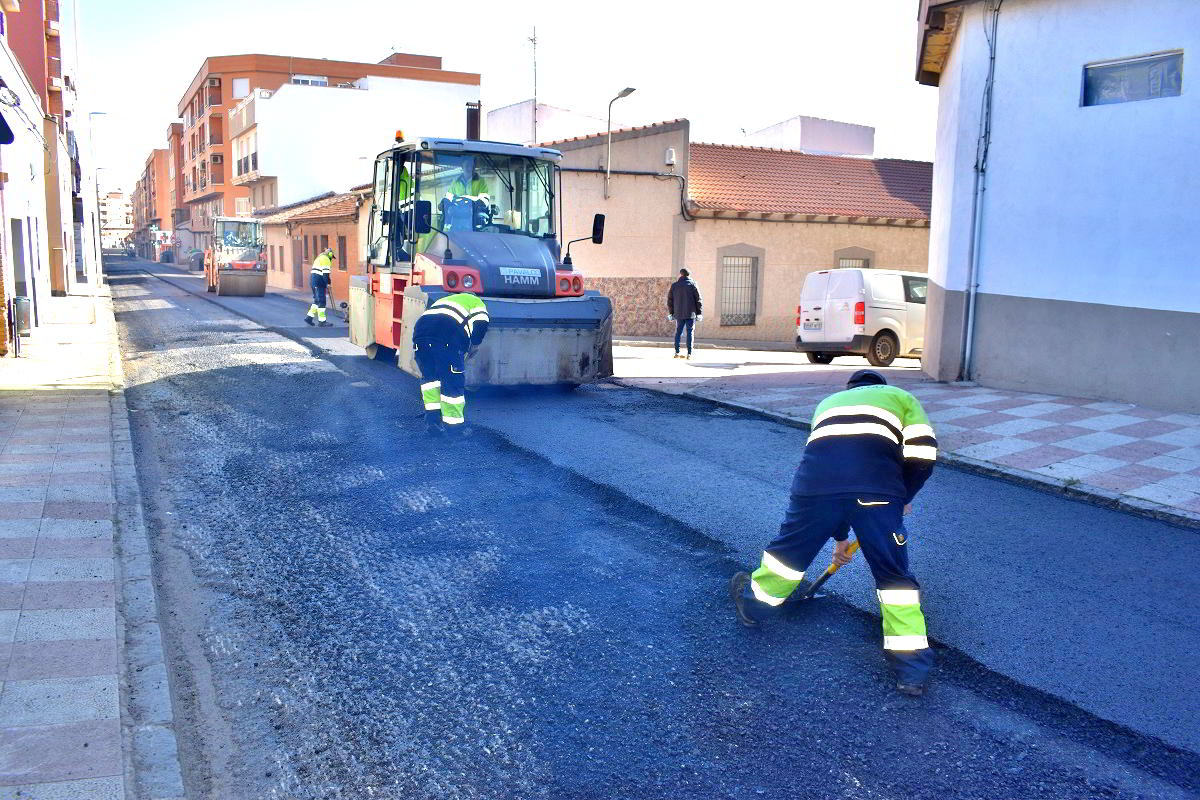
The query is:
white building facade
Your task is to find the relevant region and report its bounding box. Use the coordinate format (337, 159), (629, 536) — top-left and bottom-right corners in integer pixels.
(98, 191), (132, 249)
(230, 76), (480, 212)
(0, 35), (53, 340)
(744, 115), (875, 156)
(917, 0), (1198, 411)
(486, 100), (629, 146)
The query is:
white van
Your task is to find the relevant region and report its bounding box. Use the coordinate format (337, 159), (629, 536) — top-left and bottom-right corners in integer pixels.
(795, 268), (928, 366)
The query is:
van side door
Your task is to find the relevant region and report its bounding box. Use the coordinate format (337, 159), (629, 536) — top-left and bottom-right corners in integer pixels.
(868, 273), (907, 347)
(902, 275), (928, 354)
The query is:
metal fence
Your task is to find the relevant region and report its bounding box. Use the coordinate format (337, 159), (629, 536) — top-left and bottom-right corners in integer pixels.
(721, 256), (757, 326)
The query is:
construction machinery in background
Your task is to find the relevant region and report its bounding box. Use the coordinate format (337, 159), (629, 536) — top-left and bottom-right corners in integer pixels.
(204, 216), (267, 296)
(347, 136), (613, 387)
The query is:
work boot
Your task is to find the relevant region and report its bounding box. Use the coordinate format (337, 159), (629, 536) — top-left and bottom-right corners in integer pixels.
(896, 681), (926, 698)
(686, 353), (693, 360)
(424, 419), (445, 436)
(318, 320), (332, 328)
(304, 315), (315, 326)
(674, 353), (682, 359)
(445, 423), (474, 439)
(729, 572), (759, 628)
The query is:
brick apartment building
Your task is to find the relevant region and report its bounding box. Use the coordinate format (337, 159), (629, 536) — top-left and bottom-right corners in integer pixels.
(174, 53), (480, 254)
(131, 149), (171, 260)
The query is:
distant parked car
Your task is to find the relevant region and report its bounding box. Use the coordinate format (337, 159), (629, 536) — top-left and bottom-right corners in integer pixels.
(795, 268), (927, 367)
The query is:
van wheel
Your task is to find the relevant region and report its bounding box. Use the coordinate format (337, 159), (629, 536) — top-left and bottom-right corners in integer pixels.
(866, 332), (899, 367)
(806, 352), (834, 364)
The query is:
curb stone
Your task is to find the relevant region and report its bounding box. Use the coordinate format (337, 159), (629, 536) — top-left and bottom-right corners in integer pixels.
(100, 287), (188, 800)
(611, 378), (1200, 532)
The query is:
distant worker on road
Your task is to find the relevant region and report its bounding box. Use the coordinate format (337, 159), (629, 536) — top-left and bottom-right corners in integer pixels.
(413, 293), (490, 434)
(731, 369), (938, 696)
(667, 268), (703, 359)
(306, 248), (335, 327)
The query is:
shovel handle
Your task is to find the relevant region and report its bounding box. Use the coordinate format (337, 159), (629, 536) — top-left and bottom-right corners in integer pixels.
(796, 539), (860, 600)
(826, 539), (860, 576)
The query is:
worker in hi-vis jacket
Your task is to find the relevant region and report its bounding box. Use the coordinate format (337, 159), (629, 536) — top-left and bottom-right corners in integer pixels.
(306, 248), (335, 327)
(412, 293), (490, 434)
(731, 369), (938, 696)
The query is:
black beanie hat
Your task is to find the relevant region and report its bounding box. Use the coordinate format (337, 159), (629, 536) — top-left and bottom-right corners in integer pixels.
(847, 369), (887, 389)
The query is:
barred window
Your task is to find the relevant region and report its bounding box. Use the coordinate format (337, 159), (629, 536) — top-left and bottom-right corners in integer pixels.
(839, 257), (870, 268)
(721, 256), (758, 326)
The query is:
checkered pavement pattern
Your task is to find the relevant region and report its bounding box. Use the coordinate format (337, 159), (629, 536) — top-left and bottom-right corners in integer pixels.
(691, 381), (1200, 520)
(0, 391), (124, 798)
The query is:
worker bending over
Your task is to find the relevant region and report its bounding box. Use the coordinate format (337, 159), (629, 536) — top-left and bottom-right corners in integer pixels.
(306, 248), (335, 327)
(731, 369), (938, 696)
(413, 293), (489, 434)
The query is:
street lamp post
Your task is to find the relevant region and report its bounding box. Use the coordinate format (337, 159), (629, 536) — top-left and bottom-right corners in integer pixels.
(604, 87), (635, 200)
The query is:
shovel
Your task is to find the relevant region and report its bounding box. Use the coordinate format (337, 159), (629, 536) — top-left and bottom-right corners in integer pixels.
(786, 539), (860, 603)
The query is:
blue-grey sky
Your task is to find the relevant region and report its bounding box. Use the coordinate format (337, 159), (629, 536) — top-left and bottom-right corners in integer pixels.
(73, 0), (937, 193)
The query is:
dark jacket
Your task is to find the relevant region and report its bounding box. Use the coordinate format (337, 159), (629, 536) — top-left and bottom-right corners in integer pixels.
(667, 277), (702, 319)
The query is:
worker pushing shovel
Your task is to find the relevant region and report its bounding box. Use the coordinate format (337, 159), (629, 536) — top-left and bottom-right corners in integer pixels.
(731, 369), (939, 697)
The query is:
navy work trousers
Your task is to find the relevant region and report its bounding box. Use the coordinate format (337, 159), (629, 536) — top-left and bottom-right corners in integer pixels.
(674, 317), (695, 355)
(413, 339), (467, 425)
(310, 272), (329, 307)
(743, 495), (934, 684)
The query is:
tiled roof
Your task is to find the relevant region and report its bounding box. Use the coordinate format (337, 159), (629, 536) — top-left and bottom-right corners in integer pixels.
(688, 143), (932, 221)
(538, 119), (686, 147)
(293, 194), (360, 222)
(257, 192), (357, 225)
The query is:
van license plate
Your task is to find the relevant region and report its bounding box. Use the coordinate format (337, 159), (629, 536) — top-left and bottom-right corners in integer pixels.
(803, 322), (821, 331)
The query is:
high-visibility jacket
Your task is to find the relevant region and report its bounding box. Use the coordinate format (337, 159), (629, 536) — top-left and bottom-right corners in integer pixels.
(792, 384), (937, 503)
(398, 166), (413, 205)
(311, 252), (333, 276)
(412, 293), (490, 351)
(449, 176), (490, 197)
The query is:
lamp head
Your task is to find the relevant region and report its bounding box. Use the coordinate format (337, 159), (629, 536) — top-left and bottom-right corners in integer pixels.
(617, 87), (636, 98)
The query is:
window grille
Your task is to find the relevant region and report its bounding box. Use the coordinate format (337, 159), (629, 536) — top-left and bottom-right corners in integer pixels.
(721, 256), (757, 326)
(839, 257), (870, 268)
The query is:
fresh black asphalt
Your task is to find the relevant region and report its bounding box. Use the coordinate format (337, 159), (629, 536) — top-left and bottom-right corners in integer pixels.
(106, 260), (1200, 799)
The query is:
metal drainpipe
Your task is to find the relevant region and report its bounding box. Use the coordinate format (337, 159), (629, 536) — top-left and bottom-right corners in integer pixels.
(960, 0), (1003, 382)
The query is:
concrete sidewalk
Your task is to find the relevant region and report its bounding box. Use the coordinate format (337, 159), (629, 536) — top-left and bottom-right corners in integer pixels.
(615, 345), (1200, 528)
(0, 289), (183, 798)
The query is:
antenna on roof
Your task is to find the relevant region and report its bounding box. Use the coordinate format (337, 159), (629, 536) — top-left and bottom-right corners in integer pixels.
(529, 27), (538, 144)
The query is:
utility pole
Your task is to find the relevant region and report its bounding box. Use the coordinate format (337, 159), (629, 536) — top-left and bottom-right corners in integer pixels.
(529, 27), (538, 144)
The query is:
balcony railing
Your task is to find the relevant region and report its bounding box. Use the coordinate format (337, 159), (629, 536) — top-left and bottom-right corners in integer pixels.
(235, 153), (258, 177)
(209, 134), (223, 145)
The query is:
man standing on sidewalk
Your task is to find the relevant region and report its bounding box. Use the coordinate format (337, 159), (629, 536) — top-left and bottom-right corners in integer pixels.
(667, 268), (702, 360)
(305, 247), (335, 327)
(730, 369), (939, 696)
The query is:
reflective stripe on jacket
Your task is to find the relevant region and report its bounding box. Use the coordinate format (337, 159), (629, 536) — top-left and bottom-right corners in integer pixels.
(414, 292), (491, 349)
(792, 384), (937, 502)
(312, 253), (333, 275)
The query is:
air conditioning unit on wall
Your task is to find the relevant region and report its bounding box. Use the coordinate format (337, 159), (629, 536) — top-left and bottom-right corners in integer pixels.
(206, 78), (221, 87)
(211, 154), (223, 164)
